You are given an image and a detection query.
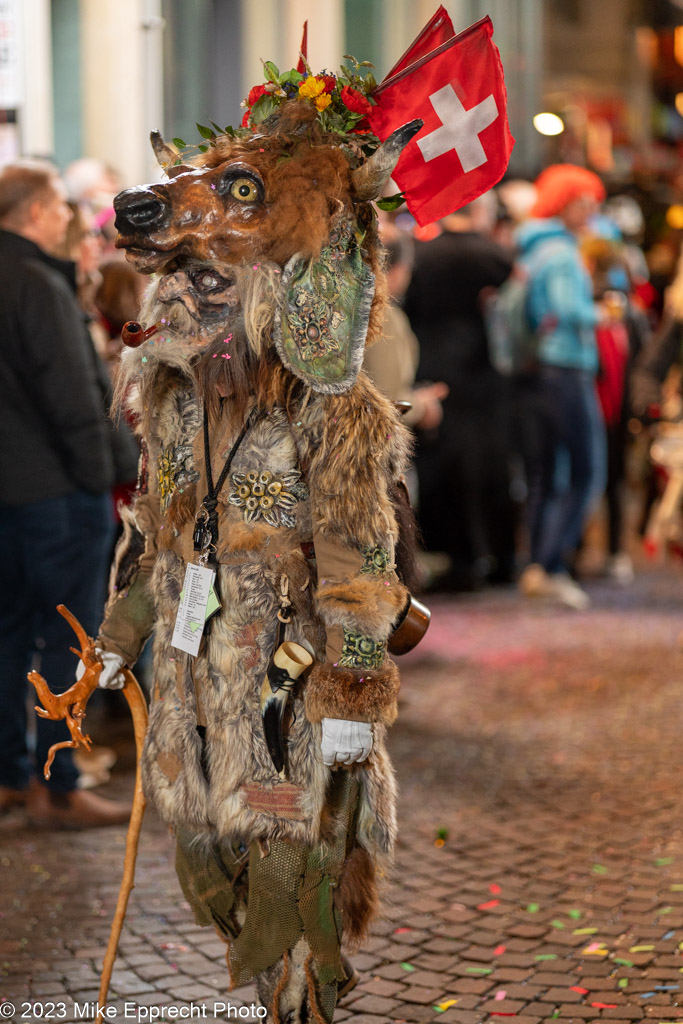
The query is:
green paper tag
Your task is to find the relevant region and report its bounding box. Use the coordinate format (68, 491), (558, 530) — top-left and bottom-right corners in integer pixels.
(205, 583), (221, 621)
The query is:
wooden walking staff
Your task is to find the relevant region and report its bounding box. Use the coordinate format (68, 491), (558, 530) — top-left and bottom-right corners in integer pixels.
(29, 604), (149, 1007)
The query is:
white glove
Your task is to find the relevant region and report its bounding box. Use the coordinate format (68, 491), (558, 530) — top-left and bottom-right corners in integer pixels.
(76, 648), (126, 690)
(321, 718), (373, 767)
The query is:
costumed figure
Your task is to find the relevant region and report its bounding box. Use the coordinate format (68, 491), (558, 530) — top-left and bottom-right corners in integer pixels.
(90, 58), (425, 1022)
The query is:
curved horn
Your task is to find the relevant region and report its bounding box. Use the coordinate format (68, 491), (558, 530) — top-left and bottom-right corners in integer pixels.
(352, 118), (424, 202)
(150, 130), (193, 179)
(150, 130), (178, 169)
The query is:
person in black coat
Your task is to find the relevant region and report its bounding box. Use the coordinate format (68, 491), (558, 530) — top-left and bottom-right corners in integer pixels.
(403, 199), (514, 590)
(0, 161), (130, 827)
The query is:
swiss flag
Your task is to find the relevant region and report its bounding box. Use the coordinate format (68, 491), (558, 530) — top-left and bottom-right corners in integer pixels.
(369, 16), (514, 226)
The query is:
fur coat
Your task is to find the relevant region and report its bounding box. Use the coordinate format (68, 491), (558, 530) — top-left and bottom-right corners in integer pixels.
(98, 338), (410, 862)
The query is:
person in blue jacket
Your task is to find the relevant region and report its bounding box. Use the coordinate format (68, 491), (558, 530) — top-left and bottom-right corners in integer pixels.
(516, 164), (607, 610)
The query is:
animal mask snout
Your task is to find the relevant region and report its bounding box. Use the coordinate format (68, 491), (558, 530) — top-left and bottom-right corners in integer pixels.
(114, 187), (169, 234)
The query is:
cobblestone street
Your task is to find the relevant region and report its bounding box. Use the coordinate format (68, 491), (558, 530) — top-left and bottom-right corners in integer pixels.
(3, 564), (683, 1024)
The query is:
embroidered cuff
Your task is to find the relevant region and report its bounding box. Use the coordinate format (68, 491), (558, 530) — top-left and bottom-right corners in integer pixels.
(304, 659), (400, 725)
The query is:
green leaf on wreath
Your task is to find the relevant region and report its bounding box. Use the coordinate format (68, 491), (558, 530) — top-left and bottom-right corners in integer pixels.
(263, 61), (280, 83)
(375, 192), (407, 211)
(280, 69), (304, 86)
(251, 93), (277, 124)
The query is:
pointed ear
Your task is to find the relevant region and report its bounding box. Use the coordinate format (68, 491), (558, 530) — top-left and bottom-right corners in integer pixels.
(273, 218), (375, 394)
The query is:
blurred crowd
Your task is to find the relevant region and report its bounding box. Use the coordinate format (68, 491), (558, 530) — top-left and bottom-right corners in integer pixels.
(371, 164), (683, 611)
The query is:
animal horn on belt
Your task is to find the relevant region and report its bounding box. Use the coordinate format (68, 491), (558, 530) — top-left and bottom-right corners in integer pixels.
(260, 642), (313, 778)
(351, 118), (424, 201)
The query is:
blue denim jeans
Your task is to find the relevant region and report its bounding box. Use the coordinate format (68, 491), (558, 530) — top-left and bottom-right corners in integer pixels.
(0, 490), (115, 792)
(529, 367), (606, 574)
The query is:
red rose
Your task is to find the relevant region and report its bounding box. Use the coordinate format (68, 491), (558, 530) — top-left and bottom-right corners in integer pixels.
(341, 85), (372, 115)
(321, 74), (337, 93)
(247, 84), (268, 106)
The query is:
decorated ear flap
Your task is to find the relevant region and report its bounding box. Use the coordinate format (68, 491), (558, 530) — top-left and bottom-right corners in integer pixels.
(273, 217), (375, 394)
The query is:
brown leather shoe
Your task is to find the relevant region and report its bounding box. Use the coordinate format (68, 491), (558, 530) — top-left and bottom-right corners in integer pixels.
(0, 786), (29, 814)
(27, 782), (131, 829)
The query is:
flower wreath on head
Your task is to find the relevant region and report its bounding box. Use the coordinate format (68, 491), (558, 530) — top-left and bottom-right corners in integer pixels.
(171, 55), (384, 166)
(242, 55), (378, 148)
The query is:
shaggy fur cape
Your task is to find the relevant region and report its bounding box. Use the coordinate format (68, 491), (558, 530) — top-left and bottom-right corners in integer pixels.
(101, 312), (410, 865)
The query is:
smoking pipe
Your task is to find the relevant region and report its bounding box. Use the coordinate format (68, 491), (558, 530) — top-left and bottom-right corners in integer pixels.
(121, 321), (161, 348)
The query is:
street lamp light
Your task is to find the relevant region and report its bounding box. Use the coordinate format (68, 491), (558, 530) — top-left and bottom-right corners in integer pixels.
(533, 112), (565, 136)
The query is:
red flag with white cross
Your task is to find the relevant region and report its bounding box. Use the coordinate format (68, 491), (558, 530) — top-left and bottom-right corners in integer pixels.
(369, 16), (514, 226)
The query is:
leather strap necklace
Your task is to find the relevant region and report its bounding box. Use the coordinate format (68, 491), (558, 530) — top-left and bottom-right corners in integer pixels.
(193, 406), (256, 569)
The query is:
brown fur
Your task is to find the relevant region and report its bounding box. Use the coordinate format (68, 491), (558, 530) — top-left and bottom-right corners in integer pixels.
(164, 482), (197, 536)
(315, 575), (407, 638)
(195, 326), (302, 434)
(107, 504), (146, 597)
(202, 106), (355, 265)
(334, 845), (379, 951)
(304, 660), (400, 726)
(216, 518), (283, 554)
(296, 374), (412, 550)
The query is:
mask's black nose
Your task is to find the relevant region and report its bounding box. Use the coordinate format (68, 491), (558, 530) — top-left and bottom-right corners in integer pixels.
(114, 186), (168, 233)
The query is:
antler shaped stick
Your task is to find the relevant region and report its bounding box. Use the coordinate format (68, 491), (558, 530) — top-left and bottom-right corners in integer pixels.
(28, 604), (149, 1008)
(29, 604), (105, 777)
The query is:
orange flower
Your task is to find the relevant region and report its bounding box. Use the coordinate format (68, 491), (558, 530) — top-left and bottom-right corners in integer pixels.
(315, 93), (332, 111)
(298, 76), (326, 100)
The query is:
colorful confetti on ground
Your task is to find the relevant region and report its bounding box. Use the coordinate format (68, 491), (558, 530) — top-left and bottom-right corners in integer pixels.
(4, 567), (683, 1022)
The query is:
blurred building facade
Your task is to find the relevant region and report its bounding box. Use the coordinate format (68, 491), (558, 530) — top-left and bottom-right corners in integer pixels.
(1, 0), (683, 190)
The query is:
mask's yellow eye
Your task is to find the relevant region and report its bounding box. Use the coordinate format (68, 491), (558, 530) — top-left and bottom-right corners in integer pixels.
(230, 178), (259, 202)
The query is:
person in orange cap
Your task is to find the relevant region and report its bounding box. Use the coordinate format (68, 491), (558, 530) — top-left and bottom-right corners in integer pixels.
(516, 164), (607, 610)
